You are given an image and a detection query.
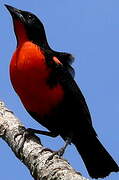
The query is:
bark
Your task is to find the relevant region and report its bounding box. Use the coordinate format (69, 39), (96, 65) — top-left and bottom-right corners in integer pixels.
(0, 101), (89, 180)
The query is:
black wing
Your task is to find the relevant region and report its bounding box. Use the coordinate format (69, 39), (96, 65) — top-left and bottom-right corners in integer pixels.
(54, 51), (75, 78)
(51, 57), (97, 137)
(55, 63), (92, 122)
(52, 60), (97, 136)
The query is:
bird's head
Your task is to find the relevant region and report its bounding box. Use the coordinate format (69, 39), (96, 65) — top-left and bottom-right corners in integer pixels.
(5, 4), (49, 47)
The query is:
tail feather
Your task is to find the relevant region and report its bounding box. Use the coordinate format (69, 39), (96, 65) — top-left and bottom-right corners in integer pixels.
(73, 135), (119, 179)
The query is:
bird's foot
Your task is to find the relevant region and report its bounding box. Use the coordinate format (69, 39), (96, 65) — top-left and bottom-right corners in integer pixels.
(14, 127), (35, 157)
(47, 147), (65, 161)
(14, 127), (58, 157)
(47, 137), (72, 161)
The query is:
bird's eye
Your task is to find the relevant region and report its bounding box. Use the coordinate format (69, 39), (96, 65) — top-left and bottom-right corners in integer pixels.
(28, 14), (32, 20)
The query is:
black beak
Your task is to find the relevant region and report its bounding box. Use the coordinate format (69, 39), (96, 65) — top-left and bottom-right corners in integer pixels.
(5, 4), (25, 22)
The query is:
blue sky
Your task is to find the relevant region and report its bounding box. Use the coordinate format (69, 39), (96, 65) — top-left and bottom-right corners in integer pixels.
(0, 0), (119, 179)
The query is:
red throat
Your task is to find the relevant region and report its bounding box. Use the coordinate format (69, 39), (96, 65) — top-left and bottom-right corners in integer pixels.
(14, 20), (28, 45)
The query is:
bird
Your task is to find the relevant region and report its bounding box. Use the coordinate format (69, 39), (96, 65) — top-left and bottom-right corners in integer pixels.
(5, 4), (119, 179)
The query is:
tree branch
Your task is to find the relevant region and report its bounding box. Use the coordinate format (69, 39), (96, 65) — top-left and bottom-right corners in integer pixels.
(0, 101), (89, 180)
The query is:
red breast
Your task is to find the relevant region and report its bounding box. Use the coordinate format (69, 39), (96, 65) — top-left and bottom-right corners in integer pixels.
(10, 41), (64, 118)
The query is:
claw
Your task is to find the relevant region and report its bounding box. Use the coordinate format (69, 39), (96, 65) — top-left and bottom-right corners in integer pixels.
(14, 126), (25, 141)
(47, 148), (65, 161)
(14, 127), (33, 156)
(46, 146), (67, 162)
(47, 137), (72, 161)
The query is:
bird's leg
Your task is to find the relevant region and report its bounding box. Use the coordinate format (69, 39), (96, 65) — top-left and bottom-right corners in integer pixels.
(57, 137), (72, 156)
(14, 126), (59, 156)
(47, 137), (72, 161)
(14, 127), (58, 142)
(26, 128), (58, 137)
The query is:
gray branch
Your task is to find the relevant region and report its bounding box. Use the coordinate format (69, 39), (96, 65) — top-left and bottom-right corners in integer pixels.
(0, 101), (89, 180)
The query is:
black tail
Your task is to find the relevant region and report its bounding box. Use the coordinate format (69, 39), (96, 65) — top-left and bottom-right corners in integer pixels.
(73, 135), (119, 179)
